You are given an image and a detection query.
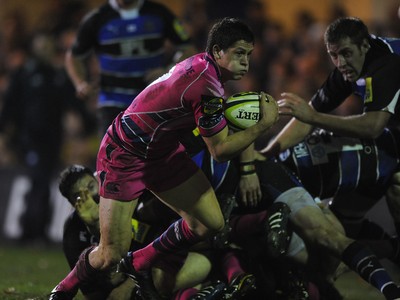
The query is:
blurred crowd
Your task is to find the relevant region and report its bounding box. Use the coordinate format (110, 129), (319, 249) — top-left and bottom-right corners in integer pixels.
(0, 0), (399, 243)
(0, 0), (99, 170)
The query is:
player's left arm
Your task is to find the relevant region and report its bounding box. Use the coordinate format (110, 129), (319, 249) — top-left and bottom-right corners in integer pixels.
(238, 144), (262, 208)
(278, 92), (391, 139)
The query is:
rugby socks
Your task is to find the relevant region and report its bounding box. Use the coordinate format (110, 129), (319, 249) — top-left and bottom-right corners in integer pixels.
(229, 211), (267, 243)
(342, 241), (400, 299)
(53, 246), (97, 295)
(220, 250), (245, 283)
(132, 218), (202, 272)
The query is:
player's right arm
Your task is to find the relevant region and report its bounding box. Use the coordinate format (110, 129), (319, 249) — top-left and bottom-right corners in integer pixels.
(65, 49), (95, 100)
(65, 10), (98, 100)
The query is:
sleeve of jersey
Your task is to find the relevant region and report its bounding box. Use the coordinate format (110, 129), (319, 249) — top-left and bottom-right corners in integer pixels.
(311, 69), (353, 112)
(71, 12), (98, 57)
(190, 78), (227, 137)
(364, 57), (400, 114)
(195, 94), (227, 137)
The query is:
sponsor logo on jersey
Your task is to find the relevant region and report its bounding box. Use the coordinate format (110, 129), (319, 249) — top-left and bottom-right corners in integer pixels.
(127, 24), (137, 32)
(293, 142), (309, 158)
(365, 77), (373, 103)
(201, 95), (224, 115)
(173, 19), (189, 41)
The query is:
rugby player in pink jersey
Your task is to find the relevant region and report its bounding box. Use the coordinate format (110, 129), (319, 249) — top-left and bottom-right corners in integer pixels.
(49, 17), (279, 300)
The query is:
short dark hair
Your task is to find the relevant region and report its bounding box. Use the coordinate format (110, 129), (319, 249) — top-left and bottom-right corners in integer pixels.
(59, 164), (93, 206)
(324, 17), (370, 47)
(206, 17), (254, 55)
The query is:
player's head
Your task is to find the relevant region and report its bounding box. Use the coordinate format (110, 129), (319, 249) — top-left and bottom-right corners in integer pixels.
(324, 17), (370, 48)
(324, 17), (371, 82)
(206, 17), (254, 81)
(59, 164), (98, 207)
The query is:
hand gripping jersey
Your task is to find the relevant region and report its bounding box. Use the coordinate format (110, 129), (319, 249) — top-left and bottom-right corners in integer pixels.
(278, 128), (400, 200)
(311, 36), (400, 122)
(110, 53), (227, 159)
(71, 0), (191, 108)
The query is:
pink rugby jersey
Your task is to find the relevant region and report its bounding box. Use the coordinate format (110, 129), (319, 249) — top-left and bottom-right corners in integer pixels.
(110, 53), (227, 159)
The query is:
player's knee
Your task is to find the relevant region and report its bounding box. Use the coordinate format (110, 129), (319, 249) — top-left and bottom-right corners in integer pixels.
(303, 223), (351, 256)
(199, 218), (225, 238)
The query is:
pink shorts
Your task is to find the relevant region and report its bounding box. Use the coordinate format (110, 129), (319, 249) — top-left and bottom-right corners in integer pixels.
(96, 134), (199, 201)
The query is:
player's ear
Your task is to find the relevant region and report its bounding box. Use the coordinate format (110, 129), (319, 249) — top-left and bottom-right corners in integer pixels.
(213, 45), (222, 59)
(361, 39), (370, 52)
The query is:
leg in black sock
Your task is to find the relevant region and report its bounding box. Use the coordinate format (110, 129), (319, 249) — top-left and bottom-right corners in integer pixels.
(342, 241), (400, 300)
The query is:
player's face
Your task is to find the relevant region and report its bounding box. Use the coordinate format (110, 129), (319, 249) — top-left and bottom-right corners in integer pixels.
(326, 37), (369, 82)
(216, 40), (254, 82)
(71, 174), (99, 226)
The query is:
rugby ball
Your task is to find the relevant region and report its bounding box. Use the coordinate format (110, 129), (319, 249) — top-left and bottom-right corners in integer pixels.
(224, 91), (275, 131)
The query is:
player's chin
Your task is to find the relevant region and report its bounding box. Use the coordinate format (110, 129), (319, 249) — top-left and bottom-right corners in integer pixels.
(233, 73), (246, 80)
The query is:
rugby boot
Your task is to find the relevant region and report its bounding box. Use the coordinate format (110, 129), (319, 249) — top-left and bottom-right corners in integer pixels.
(265, 201), (292, 258)
(223, 273), (256, 300)
(117, 251), (163, 300)
(48, 289), (74, 300)
(189, 281), (227, 300)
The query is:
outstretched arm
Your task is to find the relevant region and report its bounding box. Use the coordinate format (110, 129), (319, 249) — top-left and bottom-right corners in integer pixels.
(278, 92), (391, 139)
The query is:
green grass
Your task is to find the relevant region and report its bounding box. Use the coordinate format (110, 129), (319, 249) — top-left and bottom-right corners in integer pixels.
(0, 244), (84, 300)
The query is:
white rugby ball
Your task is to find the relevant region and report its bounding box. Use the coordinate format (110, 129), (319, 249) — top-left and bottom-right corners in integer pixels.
(224, 91), (275, 131)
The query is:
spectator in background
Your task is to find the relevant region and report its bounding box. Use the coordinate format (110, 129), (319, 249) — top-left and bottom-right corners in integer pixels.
(0, 10), (29, 74)
(0, 31), (84, 244)
(65, 0), (196, 137)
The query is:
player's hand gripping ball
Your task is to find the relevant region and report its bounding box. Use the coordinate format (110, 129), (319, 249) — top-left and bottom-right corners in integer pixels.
(224, 91), (278, 131)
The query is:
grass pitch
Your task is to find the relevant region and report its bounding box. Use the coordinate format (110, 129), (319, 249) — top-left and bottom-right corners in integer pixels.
(0, 243), (84, 300)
